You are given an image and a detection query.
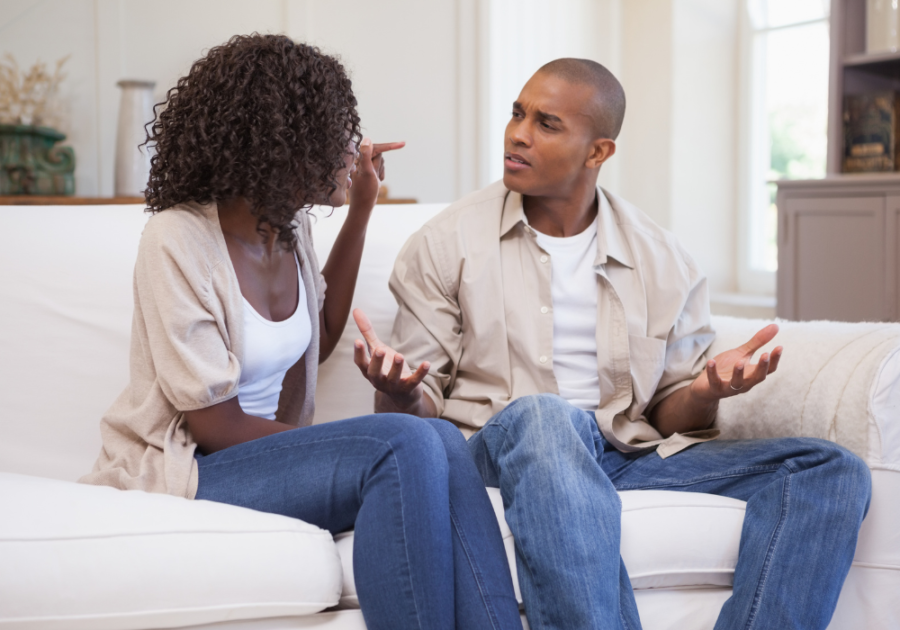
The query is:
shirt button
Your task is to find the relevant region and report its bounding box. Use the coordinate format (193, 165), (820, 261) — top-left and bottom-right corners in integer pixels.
(540, 255), (549, 263)
(539, 355), (548, 363)
(540, 306), (549, 314)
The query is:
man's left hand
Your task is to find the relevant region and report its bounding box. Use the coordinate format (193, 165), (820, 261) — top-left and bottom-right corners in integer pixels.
(689, 323), (783, 403)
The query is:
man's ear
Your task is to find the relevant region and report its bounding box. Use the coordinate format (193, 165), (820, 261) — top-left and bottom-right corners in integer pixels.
(586, 138), (616, 169)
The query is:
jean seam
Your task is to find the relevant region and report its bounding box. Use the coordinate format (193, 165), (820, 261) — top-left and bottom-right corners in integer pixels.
(614, 465), (783, 491)
(386, 446), (426, 630)
(486, 422), (554, 630)
(196, 435), (391, 469)
(448, 502), (502, 630)
(744, 472), (792, 630)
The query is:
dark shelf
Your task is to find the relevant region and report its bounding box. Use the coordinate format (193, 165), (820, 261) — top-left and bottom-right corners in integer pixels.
(844, 50), (900, 67)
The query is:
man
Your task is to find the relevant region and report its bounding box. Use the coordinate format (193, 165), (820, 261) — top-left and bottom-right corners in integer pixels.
(352, 59), (871, 630)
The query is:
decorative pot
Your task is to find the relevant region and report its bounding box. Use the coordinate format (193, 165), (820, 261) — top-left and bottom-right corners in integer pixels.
(0, 124), (75, 195)
(867, 0), (900, 54)
(114, 80), (156, 197)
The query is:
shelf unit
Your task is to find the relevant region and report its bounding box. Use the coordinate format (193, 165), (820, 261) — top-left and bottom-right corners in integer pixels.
(827, 0), (900, 173)
(775, 0), (900, 321)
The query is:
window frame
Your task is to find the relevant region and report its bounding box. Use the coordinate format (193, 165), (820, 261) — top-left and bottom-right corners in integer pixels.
(737, 2), (830, 296)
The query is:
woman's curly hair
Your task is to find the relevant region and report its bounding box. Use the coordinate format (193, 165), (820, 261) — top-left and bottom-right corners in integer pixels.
(144, 33), (361, 247)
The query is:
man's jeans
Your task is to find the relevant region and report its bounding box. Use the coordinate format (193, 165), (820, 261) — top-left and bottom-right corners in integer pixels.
(194, 414), (522, 630)
(468, 394), (872, 630)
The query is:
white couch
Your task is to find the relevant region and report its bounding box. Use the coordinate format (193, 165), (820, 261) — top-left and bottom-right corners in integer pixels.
(1, 203), (898, 630)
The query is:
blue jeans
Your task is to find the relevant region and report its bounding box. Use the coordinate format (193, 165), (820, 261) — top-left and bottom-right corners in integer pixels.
(467, 394), (872, 630)
(194, 414), (522, 630)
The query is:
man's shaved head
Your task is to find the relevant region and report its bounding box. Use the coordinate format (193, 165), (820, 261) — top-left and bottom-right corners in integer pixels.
(536, 58), (625, 140)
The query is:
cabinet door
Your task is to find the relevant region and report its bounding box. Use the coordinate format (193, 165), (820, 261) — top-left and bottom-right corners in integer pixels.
(777, 194), (886, 322)
(888, 196), (900, 322)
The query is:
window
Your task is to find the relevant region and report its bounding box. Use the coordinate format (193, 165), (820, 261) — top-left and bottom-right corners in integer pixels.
(741, 0), (829, 290)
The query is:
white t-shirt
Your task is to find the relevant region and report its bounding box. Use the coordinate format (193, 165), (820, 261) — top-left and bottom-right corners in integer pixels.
(532, 219), (601, 411)
(238, 255), (312, 420)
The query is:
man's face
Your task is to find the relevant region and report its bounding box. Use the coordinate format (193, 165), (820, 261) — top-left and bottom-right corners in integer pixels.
(503, 72), (599, 197)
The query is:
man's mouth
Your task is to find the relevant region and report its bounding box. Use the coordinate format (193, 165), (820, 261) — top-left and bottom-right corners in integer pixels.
(505, 152), (531, 171)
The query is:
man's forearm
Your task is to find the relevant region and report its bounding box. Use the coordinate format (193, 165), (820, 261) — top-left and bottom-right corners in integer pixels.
(374, 390), (438, 418)
(649, 384), (718, 438)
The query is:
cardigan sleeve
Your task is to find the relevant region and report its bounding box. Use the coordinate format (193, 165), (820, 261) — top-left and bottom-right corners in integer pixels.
(133, 215), (242, 412)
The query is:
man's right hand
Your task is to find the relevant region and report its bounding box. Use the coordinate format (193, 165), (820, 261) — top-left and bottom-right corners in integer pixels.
(352, 309), (435, 416)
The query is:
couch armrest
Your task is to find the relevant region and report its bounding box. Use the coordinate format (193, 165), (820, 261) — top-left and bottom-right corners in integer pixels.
(709, 316), (900, 470)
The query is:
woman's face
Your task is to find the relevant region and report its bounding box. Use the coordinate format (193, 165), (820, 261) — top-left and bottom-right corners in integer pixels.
(326, 141), (359, 207)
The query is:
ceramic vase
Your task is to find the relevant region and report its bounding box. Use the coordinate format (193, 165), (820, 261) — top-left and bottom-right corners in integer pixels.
(867, 0), (900, 54)
(114, 80), (155, 197)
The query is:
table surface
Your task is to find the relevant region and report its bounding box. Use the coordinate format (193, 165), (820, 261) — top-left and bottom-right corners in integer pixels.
(0, 196), (418, 206)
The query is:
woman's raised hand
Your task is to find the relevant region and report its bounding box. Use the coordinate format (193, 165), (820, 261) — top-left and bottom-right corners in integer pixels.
(349, 138), (405, 210)
(352, 308), (430, 406)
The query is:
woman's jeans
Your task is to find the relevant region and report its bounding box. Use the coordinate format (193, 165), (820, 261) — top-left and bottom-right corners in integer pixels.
(194, 414), (522, 630)
(468, 394), (872, 630)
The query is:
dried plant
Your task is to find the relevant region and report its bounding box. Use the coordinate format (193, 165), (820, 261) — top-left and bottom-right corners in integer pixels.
(0, 53), (69, 128)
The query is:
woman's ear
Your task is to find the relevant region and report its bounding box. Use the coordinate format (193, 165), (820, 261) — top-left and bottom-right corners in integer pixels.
(586, 138), (616, 169)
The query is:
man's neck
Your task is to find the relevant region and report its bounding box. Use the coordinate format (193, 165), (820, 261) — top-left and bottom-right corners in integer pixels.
(522, 180), (598, 238)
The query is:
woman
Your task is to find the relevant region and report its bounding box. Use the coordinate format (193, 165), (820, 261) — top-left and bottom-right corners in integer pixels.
(80, 34), (521, 630)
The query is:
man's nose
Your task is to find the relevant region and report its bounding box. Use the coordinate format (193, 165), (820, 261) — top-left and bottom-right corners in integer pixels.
(509, 126), (531, 147)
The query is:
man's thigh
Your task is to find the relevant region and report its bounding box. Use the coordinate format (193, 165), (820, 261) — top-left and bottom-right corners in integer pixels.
(602, 437), (843, 501)
(467, 394), (602, 488)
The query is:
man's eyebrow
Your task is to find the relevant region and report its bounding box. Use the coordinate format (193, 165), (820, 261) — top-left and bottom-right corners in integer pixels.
(537, 110), (563, 123)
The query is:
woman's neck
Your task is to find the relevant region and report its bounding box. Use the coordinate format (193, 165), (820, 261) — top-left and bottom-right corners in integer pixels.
(217, 197), (279, 254)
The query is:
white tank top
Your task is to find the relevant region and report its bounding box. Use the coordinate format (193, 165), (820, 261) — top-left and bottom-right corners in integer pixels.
(237, 255), (311, 420)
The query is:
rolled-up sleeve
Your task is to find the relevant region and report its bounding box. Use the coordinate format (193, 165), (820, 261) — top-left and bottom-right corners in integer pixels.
(646, 259), (715, 413)
(135, 220), (241, 412)
(388, 226), (464, 418)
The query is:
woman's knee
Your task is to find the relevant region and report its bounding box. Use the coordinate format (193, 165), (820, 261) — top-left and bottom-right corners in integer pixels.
(372, 413), (449, 476)
(422, 417), (468, 452)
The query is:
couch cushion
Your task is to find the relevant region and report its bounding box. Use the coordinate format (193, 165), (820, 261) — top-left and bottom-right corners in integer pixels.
(0, 473), (342, 630)
(335, 487), (746, 607)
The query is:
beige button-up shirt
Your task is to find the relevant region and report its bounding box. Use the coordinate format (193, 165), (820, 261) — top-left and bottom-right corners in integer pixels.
(389, 181), (719, 458)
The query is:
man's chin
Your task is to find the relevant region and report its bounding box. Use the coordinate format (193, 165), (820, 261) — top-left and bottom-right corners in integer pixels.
(503, 171), (533, 195)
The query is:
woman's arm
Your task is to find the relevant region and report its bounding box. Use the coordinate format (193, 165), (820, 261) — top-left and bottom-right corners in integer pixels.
(184, 397), (295, 454)
(318, 139), (404, 362)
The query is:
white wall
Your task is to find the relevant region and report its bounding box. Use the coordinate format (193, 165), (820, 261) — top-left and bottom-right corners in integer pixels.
(618, 0), (739, 293)
(483, 0), (622, 191)
(670, 0), (738, 294)
(0, 0), (461, 203)
(1, 0), (746, 294)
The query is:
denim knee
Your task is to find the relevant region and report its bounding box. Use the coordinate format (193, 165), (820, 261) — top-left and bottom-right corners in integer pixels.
(793, 437), (872, 513)
(423, 417), (467, 448)
(371, 414), (450, 479)
(499, 393), (591, 436)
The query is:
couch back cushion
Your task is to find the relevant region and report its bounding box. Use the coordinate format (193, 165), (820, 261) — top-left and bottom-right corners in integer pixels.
(3, 203), (899, 482)
(0, 204), (445, 481)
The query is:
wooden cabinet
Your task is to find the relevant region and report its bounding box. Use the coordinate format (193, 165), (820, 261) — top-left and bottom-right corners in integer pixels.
(776, 175), (900, 321)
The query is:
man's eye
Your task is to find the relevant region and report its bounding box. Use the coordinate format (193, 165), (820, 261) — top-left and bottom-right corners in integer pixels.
(541, 122), (553, 129)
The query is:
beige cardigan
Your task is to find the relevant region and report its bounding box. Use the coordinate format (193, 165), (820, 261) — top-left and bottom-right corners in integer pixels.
(79, 202), (325, 499)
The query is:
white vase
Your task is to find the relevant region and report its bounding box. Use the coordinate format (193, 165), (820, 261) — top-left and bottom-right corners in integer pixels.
(114, 80), (156, 197)
(867, 0), (900, 54)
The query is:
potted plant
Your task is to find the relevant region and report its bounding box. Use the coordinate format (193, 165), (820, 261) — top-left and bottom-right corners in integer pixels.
(0, 54), (75, 195)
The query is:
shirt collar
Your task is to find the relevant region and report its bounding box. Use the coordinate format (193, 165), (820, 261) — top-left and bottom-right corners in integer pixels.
(499, 187), (635, 269)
